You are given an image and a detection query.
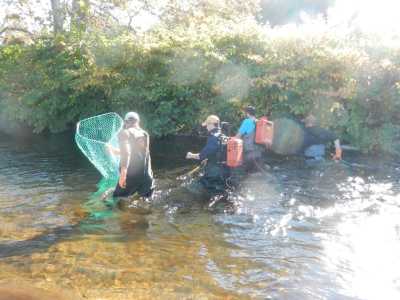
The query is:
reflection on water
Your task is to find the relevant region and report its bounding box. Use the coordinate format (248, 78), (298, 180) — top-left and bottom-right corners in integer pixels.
(0, 132), (400, 299)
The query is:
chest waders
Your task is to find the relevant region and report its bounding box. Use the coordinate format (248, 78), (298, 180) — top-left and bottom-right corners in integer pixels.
(113, 129), (154, 198)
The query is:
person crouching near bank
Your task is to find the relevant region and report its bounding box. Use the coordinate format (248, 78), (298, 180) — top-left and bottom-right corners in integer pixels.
(301, 114), (342, 164)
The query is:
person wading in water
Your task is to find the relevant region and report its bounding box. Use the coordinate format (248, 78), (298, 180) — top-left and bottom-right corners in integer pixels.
(185, 115), (230, 200)
(107, 112), (154, 199)
(235, 105), (263, 172)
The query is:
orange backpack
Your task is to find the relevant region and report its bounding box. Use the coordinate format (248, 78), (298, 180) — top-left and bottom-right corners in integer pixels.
(255, 116), (274, 147)
(226, 137), (243, 167)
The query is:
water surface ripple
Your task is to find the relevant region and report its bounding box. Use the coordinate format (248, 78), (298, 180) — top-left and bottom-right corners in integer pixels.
(0, 132), (399, 299)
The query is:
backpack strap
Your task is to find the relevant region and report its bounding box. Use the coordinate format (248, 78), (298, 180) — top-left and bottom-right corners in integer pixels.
(216, 133), (228, 165)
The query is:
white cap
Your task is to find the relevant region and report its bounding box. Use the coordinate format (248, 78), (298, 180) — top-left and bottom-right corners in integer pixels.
(201, 115), (220, 127)
(124, 111), (140, 121)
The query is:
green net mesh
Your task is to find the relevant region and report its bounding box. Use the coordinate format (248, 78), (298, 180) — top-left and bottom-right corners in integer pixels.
(75, 112), (123, 179)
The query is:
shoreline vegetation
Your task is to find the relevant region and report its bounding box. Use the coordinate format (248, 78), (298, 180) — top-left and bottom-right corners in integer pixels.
(1, 21), (400, 156)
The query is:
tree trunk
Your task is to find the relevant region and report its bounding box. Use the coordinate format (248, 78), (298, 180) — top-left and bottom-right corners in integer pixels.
(72, 0), (90, 32)
(50, 0), (64, 34)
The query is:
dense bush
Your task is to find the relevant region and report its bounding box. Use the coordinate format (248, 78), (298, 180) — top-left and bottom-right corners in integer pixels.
(1, 24), (400, 155)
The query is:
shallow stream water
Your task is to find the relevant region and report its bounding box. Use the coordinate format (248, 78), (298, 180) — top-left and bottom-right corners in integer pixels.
(0, 132), (400, 299)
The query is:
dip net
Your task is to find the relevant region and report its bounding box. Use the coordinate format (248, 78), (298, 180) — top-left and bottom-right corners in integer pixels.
(75, 112), (123, 179)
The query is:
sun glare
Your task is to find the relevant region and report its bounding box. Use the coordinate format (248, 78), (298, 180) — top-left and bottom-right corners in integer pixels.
(330, 0), (400, 33)
(320, 182), (400, 300)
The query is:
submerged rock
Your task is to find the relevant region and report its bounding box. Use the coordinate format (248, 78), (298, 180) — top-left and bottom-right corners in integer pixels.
(0, 283), (80, 300)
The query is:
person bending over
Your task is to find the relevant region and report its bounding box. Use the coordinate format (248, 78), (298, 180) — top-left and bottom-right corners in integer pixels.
(301, 114), (342, 163)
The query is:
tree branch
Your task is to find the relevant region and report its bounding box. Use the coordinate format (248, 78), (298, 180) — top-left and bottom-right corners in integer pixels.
(0, 26), (34, 37)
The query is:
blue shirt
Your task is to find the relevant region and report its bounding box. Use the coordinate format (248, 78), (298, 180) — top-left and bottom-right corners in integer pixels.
(199, 128), (220, 161)
(238, 118), (256, 136)
(302, 126), (337, 149)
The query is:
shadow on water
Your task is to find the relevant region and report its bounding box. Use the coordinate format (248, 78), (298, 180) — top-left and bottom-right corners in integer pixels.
(0, 224), (80, 259)
(0, 184), (150, 259)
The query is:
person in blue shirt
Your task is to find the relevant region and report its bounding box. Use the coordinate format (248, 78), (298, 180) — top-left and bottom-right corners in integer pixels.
(186, 115), (229, 199)
(235, 106), (263, 172)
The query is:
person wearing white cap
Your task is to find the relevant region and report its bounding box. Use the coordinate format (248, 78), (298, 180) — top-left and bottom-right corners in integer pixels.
(185, 115), (229, 199)
(111, 111), (154, 199)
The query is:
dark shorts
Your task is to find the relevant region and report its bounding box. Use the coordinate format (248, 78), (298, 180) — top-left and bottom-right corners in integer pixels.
(113, 173), (154, 198)
(185, 164), (229, 199)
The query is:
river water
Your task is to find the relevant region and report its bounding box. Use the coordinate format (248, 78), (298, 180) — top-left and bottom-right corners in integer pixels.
(0, 132), (400, 299)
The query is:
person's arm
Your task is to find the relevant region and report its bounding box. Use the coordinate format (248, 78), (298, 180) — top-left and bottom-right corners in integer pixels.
(118, 130), (130, 188)
(312, 127), (342, 160)
(186, 135), (218, 160)
(106, 144), (120, 156)
(144, 130), (150, 157)
(332, 139), (342, 160)
(235, 119), (249, 138)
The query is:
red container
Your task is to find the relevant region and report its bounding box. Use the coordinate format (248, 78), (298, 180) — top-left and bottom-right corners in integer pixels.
(227, 137), (243, 167)
(255, 116), (274, 147)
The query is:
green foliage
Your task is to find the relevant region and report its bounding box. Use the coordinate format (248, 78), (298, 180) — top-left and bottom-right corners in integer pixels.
(0, 36), (110, 132)
(1, 24), (400, 155)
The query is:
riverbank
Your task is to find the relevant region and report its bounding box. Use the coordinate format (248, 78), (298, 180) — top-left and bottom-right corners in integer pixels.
(2, 25), (400, 155)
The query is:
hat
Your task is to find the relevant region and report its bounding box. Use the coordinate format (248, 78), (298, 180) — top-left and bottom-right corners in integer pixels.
(202, 115), (220, 127)
(245, 105), (256, 116)
(124, 111), (140, 121)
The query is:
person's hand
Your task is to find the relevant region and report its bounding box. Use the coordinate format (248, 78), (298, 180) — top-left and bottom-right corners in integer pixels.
(332, 148), (342, 161)
(106, 143), (117, 155)
(105, 143), (112, 154)
(106, 144), (120, 156)
(264, 141), (272, 149)
(119, 176), (126, 188)
(119, 169), (127, 188)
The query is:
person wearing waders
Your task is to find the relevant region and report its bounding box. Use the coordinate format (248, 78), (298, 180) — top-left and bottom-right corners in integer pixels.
(108, 112), (154, 199)
(301, 114), (342, 164)
(185, 115), (229, 200)
(235, 105), (263, 172)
